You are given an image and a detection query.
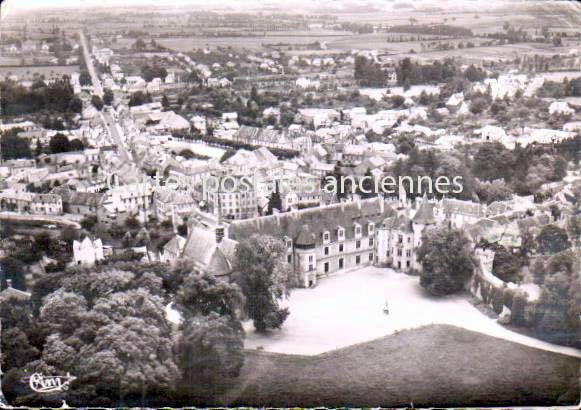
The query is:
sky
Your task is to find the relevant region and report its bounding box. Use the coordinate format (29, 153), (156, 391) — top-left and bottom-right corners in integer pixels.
(0, 0), (514, 12)
(3, 0), (578, 16)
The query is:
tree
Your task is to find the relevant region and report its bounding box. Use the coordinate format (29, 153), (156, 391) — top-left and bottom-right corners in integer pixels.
(35, 286), (179, 403)
(176, 313), (244, 385)
(536, 224), (570, 254)
(125, 216), (141, 230)
(176, 272), (242, 319)
(0, 256), (26, 290)
(103, 88), (114, 106)
(536, 272), (573, 344)
(417, 227), (476, 296)
(132, 38), (147, 51)
(79, 70), (91, 86)
(391, 95), (405, 108)
(267, 182), (283, 214)
(472, 142), (514, 182)
(128, 91), (152, 107)
(492, 246), (522, 283)
(91, 94), (104, 111)
(233, 235), (292, 332)
(68, 139), (84, 152)
(80, 215), (98, 231)
(358, 168), (377, 199)
(49, 133), (70, 154)
(1, 133), (31, 160)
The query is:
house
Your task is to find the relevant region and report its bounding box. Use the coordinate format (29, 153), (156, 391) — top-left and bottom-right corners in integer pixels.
(298, 108), (340, 129)
(446, 92), (464, 113)
(549, 101), (575, 116)
(205, 175), (258, 220)
(376, 193), (437, 272)
(125, 76), (147, 92)
(31, 194), (62, 215)
(0, 121), (37, 133)
(154, 189), (196, 224)
(0, 190), (62, 215)
(263, 107), (281, 122)
(563, 121), (581, 132)
(222, 112), (238, 123)
(160, 235), (187, 263)
(473, 125), (508, 143)
(144, 111), (191, 134)
(73, 236), (104, 266)
(228, 197), (392, 287)
(190, 115), (207, 134)
(179, 223), (237, 276)
(51, 187), (103, 216)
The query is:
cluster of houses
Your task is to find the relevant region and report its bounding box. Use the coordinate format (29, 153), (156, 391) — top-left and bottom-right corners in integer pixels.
(1, 29), (580, 296)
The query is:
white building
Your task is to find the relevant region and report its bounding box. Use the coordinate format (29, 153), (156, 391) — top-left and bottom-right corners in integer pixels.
(73, 236), (104, 266)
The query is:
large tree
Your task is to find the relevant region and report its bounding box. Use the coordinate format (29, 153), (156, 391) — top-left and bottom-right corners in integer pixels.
(103, 88), (114, 106)
(176, 312), (244, 385)
(1, 133), (31, 160)
(233, 235), (292, 332)
(536, 224), (570, 254)
(49, 133), (71, 154)
(176, 272), (242, 319)
(34, 286), (178, 404)
(417, 227), (476, 296)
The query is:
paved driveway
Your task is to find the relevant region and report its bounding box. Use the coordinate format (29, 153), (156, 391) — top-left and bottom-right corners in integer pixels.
(243, 266), (581, 357)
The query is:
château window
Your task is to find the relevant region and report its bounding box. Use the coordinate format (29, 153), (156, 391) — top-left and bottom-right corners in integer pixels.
(406, 250), (411, 257)
(309, 255), (313, 262)
(369, 253), (373, 261)
(356, 255), (361, 264)
(398, 235), (403, 244)
(287, 254), (292, 263)
(324, 246), (329, 255)
(339, 244), (344, 252)
(369, 238), (374, 246)
(356, 240), (361, 249)
(397, 249), (402, 257)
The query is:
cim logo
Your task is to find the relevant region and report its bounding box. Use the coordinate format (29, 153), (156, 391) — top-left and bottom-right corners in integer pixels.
(23, 373), (77, 393)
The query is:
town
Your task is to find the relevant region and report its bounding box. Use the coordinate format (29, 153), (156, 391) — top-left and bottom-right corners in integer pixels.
(0, 0), (580, 407)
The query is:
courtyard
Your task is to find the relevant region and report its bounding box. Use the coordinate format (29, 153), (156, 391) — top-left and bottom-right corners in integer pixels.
(243, 266), (581, 357)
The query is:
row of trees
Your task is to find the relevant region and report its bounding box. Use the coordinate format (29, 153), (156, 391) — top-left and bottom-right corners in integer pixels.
(536, 77), (581, 99)
(416, 221), (580, 348)
(0, 76), (82, 115)
(387, 141), (571, 202)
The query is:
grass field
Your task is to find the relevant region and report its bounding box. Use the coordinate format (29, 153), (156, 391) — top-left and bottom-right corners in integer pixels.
(216, 325), (579, 408)
(0, 65), (79, 80)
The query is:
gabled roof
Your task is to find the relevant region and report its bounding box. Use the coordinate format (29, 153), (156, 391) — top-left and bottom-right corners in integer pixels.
(181, 226), (237, 274)
(228, 197), (393, 246)
(413, 197), (436, 225)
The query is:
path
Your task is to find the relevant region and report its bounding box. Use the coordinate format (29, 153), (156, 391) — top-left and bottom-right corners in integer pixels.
(243, 266), (581, 358)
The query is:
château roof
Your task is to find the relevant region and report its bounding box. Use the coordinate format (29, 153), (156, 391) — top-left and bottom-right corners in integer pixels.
(228, 197), (393, 246)
(412, 197), (436, 225)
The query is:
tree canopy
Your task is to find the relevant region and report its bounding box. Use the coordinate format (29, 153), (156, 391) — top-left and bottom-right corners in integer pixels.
(417, 227), (476, 296)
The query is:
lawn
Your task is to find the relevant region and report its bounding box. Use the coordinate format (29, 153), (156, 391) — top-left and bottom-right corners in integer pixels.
(218, 325), (580, 408)
(243, 267), (581, 358)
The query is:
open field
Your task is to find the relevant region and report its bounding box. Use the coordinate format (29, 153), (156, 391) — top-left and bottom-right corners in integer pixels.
(217, 325), (580, 407)
(0, 65), (79, 80)
(243, 267), (581, 357)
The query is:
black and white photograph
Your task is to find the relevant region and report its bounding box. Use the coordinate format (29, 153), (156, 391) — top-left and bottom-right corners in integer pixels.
(0, 0), (580, 407)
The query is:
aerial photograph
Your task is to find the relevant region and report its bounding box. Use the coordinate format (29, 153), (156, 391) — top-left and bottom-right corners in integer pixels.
(0, 0), (580, 407)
